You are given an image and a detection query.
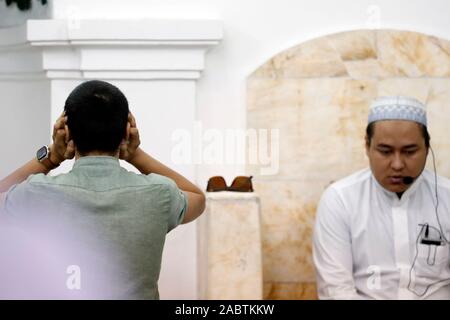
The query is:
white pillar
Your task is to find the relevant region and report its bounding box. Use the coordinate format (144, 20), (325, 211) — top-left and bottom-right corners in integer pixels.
(0, 18), (222, 299)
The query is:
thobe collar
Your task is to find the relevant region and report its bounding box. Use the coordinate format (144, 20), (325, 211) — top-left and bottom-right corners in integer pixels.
(371, 171), (424, 206)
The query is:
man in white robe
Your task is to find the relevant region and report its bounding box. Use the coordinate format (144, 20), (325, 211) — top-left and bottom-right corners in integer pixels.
(313, 96), (450, 300)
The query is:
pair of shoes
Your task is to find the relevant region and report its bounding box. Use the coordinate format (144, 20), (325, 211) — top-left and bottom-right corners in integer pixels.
(206, 176), (253, 192)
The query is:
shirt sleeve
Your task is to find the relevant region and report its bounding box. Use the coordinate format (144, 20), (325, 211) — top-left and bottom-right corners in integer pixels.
(0, 182), (27, 217)
(313, 186), (363, 300)
(166, 182), (188, 232)
(0, 192), (6, 215)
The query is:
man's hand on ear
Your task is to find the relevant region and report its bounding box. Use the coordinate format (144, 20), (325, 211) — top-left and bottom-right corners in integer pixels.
(120, 112), (141, 162)
(50, 112), (75, 165)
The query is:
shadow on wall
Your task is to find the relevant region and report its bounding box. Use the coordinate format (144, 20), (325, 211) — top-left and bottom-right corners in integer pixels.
(246, 29), (450, 300)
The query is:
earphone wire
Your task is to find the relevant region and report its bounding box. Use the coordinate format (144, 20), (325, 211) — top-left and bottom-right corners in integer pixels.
(430, 146), (449, 244)
(407, 145), (450, 297)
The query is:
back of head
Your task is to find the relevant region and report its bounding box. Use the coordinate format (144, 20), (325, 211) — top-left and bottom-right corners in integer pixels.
(64, 80), (129, 155)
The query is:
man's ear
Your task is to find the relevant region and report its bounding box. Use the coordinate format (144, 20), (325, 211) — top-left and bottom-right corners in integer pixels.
(65, 125), (71, 144)
(125, 121), (131, 141)
(365, 135), (370, 156)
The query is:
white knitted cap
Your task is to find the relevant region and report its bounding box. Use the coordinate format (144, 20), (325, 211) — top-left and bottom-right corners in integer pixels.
(368, 96), (427, 126)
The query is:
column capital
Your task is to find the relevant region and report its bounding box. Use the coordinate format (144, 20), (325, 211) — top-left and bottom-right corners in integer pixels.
(0, 19), (223, 80)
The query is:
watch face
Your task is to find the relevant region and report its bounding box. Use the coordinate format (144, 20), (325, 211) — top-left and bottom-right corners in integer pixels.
(37, 146), (48, 161)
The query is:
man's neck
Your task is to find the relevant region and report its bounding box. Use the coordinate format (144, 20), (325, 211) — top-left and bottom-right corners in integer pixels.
(75, 150), (119, 160)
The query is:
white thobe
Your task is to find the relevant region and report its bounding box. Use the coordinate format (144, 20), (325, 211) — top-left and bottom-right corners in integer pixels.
(313, 168), (450, 299)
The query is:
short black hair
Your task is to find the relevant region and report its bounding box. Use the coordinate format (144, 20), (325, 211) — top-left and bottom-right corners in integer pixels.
(64, 80), (129, 155)
(365, 121), (430, 148)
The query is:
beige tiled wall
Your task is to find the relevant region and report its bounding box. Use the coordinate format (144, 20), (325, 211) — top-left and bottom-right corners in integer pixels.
(247, 30), (450, 300)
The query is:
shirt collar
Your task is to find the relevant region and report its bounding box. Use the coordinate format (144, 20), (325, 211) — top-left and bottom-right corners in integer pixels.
(72, 156), (120, 169)
(371, 170), (424, 204)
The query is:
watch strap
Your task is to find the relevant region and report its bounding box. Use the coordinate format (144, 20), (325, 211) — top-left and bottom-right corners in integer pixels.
(40, 157), (60, 170)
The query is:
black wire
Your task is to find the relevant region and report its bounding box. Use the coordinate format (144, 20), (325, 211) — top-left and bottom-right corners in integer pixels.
(407, 146), (450, 297)
(430, 146), (449, 244)
(407, 224), (450, 297)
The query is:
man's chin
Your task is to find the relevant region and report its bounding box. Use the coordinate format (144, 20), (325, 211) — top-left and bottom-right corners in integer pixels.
(383, 183), (408, 194)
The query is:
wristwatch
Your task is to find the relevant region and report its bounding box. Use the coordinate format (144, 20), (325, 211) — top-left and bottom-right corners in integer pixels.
(36, 145), (60, 170)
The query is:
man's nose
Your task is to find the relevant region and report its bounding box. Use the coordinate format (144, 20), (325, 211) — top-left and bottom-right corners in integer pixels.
(391, 152), (405, 171)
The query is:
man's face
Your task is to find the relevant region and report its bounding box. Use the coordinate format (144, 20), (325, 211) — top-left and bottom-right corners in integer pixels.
(366, 120), (428, 193)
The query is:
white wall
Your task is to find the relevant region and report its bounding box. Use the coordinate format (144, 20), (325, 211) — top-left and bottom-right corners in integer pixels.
(0, 80), (51, 179)
(47, 0), (450, 184)
(2, 0), (450, 299)
(193, 0), (450, 185)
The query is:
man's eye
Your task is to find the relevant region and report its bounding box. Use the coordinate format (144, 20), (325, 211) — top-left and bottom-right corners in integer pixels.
(405, 150), (417, 155)
(378, 149), (391, 155)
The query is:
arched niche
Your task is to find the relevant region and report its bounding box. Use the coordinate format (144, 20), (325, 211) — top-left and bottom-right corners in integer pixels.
(247, 29), (450, 299)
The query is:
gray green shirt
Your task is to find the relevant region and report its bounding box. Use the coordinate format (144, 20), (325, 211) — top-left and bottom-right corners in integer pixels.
(1, 156), (187, 299)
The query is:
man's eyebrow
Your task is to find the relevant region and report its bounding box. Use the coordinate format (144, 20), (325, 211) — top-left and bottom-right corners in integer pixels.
(376, 144), (393, 149)
(402, 144), (419, 149)
(376, 143), (419, 149)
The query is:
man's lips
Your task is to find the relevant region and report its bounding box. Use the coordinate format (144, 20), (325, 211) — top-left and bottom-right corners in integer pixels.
(389, 176), (404, 184)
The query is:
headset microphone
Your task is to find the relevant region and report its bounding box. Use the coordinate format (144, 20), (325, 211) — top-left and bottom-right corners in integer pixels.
(402, 176), (415, 185)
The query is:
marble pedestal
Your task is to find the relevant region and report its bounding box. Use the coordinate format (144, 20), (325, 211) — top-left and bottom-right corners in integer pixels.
(198, 192), (263, 300)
